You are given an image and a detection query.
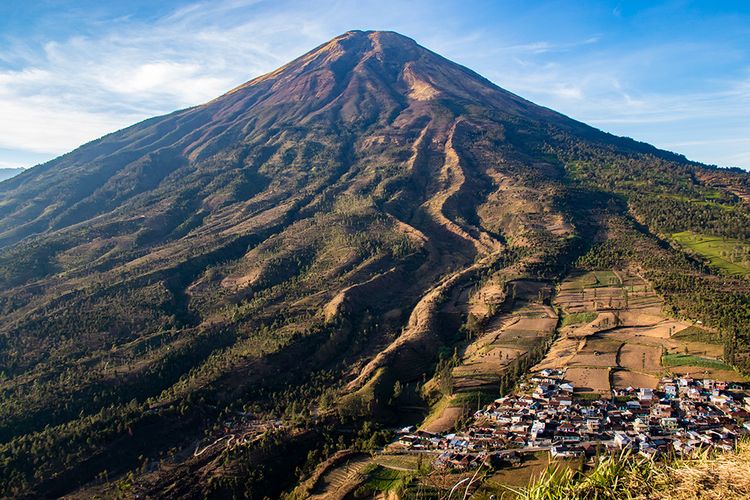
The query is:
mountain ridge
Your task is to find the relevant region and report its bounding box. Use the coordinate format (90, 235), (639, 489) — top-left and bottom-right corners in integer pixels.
(0, 168), (24, 182)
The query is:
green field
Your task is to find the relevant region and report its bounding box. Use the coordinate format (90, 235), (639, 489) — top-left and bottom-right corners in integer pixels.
(561, 311), (598, 327)
(362, 466), (409, 491)
(662, 353), (733, 371)
(672, 231), (750, 276)
(566, 271), (621, 290)
(672, 326), (721, 344)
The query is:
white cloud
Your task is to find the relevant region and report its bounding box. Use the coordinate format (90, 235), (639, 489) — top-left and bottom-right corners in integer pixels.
(0, 96), (140, 154)
(0, 0), (328, 164)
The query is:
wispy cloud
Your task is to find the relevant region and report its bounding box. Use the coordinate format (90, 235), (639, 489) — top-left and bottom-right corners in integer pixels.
(0, 0), (329, 164)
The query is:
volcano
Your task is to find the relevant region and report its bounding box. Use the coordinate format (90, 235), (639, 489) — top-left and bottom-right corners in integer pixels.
(0, 30), (748, 498)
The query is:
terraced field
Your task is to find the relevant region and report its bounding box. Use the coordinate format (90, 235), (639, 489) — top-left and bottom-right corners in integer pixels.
(453, 280), (556, 392)
(308, 454), (372, 500)
(421, 280), (557, 432)
(534, 270), (743, 395)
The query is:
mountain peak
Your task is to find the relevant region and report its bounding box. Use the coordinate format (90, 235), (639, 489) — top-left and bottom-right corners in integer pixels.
(212, 28), (549, 130)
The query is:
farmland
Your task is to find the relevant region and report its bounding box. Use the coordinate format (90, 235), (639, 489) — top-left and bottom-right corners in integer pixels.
(317, 269), (749, 498)
(534, 270), (743, 396)
(421, 280), (557, 433)
(452, 281), (557, 393)
(672, 231), (750, 277)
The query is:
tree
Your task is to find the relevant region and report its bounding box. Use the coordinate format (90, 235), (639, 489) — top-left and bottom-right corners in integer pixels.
(392, 380), (403, 400)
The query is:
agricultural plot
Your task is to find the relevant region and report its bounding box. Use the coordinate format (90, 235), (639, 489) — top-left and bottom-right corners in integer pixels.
(618, 343), (663, 373)
(533, 270), (740, 396)
(672, 231), (750, 277)
(564, 367), (612, 393)
(451, 281), (556, 393)
(611, 370), (659, 390)
(567, 337), (620, 368)
(308, 454), (372, 499)
(422, 280), (557, 432)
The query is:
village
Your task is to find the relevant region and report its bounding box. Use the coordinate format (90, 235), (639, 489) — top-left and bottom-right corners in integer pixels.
(390, 369), (750, 471)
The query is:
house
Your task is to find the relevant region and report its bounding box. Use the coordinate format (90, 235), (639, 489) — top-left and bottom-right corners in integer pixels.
(614, 432), (631, 449)
(626, 400), (641, 410)
(660, 418), (679, 431)
(398, 435), (418, 447)
(530, 420), (546, 439)
(551, 445), (583, 458)
(664, 384), (677, 397)
(586, 419), (601, 433)
(651, 404), (673, 418)
(559, 383), (574, 393)
(638, 388), (654, 401)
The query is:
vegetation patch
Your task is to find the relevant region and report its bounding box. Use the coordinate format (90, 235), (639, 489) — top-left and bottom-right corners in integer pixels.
(508, 439), (750, 499)
(672, 231), (750, 276)
(561, 311), (598, 327)
(672, 325), (721, 344)
(372, 454), (421, 471)
(662, 353), (733, 371)
(361, 465), (408, 492)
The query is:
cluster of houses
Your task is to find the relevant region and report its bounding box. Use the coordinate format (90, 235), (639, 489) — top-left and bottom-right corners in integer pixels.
(392, 369), (750, 469)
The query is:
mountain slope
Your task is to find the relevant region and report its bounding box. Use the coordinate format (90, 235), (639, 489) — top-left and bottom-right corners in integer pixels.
(0, 30), (748, 498)
(0, 168), (24, 182)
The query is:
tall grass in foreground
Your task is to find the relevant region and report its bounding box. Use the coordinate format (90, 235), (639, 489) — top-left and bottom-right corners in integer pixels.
(506, 439), (750, 499)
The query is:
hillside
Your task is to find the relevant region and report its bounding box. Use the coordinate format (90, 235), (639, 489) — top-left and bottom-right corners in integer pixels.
(0, 168), (24, 182)
(0, 30), (749, 498)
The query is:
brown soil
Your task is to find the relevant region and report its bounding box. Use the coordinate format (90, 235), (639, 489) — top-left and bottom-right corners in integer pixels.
(421, 405), (463, 434)
(612, 371), (659, 390)
(618, 343), (663, 373)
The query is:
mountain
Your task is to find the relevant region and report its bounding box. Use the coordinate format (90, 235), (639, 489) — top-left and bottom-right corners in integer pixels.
(0, 30), (749, 498)
(0, 168), (24, 182)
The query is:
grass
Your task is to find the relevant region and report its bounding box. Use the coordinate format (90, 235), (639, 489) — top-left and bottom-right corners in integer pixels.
(504, 451), (656, 500)
(566, 272), (599, 289)
(672, 326), (721, 344)
(420, 393), (451, 428)
(662, 353), (732, 371)
(593, 271), (620, 286)
(565, 271), (621, 292)
(482, 454), (583, 493)
(561, 311), (598, 327)
(362, 466), (409, 491)
(672, 231), (750, 277)
(506, 439), (750, 499)
(449, 390), (497, 409)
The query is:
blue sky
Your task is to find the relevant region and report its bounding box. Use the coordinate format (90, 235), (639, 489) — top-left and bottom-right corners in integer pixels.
(0, 0), (748, 169)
